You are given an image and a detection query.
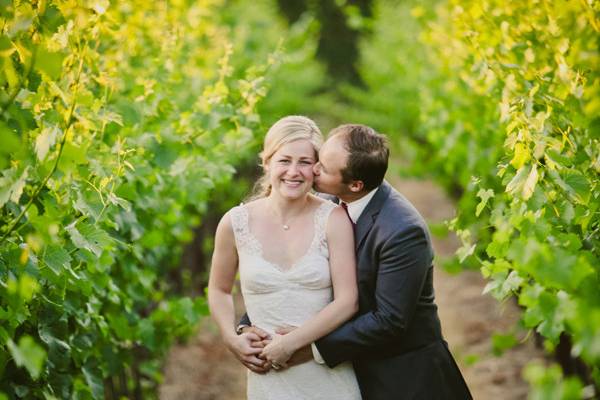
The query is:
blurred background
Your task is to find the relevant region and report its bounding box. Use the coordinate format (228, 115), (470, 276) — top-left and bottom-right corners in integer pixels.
(1, 0), (598, 399)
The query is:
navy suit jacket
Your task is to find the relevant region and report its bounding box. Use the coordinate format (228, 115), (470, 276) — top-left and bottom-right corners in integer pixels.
(315, 181), (471, 399)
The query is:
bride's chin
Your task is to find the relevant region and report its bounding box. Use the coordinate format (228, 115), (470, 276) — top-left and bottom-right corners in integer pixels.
(275, 188), (310, 199)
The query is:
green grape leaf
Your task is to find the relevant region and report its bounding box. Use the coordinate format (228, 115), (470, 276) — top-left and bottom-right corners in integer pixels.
(7, 336), (47, 380)
(42, 245), (72, 275)
(137, 319), (156, 350)
(82, 363), (104, 399)
(58, 142), (88, 171)
(0, 167), (30, 207)
(108, 313), (132, 340)
(14, 274), (40, 302)
(546, 149), (572, 167)
(0, 35), (14, 56)
(0, 121), (21, 163)
(66, 221), (113, 257)
(475, 188), (494, 216)
(492, 332), (518, 356)
(549, 169), (591, 205)
(561, 170), (590, 205)
(34, 47), (65, 80)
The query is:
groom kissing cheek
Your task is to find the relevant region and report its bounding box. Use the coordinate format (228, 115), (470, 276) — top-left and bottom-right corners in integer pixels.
(241, 124), (472, 400)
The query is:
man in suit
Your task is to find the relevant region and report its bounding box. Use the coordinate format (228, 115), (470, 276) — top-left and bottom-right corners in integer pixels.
(235, 124), (471, 399)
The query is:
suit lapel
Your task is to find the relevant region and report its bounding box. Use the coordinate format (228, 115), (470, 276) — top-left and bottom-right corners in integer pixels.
(355, 181), (391, 250)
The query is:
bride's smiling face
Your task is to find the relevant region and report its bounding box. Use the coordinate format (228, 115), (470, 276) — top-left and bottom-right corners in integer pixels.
(266, 139), (316, 199)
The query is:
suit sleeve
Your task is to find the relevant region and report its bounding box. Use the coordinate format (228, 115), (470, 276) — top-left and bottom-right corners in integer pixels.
(238, 313), (251, 327)
(315, 224), (432, 367)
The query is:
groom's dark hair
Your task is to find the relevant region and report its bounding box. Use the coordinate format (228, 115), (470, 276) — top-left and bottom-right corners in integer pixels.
(331, 124), (389, 192)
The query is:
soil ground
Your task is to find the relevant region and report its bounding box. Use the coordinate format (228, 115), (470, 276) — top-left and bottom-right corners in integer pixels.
(159, 178), (546, 400)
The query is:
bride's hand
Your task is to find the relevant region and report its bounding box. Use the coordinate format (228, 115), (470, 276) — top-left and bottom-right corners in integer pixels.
(260, 334), (293, 367)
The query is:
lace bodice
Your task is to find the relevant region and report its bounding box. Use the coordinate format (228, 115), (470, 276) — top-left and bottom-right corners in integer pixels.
(229, 200), (361, 400)
(230, 201), (337, 333)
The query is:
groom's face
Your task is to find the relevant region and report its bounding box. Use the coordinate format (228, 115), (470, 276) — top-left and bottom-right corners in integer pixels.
(313, 134), (351, 197)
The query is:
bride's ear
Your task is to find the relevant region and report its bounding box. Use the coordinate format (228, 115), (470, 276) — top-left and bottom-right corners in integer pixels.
(261, 156), (270, 172)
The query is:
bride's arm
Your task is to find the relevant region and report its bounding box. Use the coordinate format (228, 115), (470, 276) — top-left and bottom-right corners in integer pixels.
(261, 206), (358, 365)
(208, 212), (269, 372)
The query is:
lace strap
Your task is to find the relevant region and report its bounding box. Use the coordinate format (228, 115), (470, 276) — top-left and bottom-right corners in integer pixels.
(314, 201), (337, 244)
(229, 205), (261, 255)
(229, 205), (246, 242)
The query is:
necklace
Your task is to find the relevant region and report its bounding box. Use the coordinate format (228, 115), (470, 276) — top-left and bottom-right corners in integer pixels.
(270, 199), (309, 231)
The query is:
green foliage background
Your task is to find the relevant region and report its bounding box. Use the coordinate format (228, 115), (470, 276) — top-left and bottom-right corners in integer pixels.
(1, 0), (598, 398)
(1, 0), (268, 397)
(419, 2), (599, 397)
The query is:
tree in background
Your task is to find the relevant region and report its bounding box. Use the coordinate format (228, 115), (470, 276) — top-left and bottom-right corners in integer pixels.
(276, 0), (373, 85)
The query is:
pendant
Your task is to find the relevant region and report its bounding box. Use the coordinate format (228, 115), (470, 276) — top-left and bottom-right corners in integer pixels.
(283, 224), (290, 230)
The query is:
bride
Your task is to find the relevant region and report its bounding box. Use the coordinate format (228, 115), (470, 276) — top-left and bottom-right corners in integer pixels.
(208, 116), (361, 399)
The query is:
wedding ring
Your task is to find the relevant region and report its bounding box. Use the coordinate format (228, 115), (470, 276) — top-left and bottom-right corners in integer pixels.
(271, 362), (281, 370)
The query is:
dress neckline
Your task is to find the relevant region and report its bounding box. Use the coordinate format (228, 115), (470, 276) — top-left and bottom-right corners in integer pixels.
(240, 201), (330, 273)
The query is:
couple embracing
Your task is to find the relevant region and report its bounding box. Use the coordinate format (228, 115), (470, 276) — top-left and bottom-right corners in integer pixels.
(208, 116), (472, 400)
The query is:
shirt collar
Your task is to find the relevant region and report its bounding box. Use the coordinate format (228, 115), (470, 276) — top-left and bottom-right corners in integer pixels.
(343, 187), (378, 224)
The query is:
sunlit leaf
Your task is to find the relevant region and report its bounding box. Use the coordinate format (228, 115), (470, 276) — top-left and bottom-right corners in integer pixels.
(505, 165), (528, 196)
(510, 142), (529, 169)
(0, 167), (30, 207)
(522, 164), (538, 200)
(34, 47), (65, 80)
(475, 188), (494, 216)
(66, 221), (113, 257)
(35, 126), (60, 161)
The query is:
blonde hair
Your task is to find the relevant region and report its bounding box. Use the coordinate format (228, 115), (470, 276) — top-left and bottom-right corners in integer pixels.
(250, 116), (323, 199)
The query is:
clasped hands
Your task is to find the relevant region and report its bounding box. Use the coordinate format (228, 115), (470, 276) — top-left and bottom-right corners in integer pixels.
(227, 326), (312, 374)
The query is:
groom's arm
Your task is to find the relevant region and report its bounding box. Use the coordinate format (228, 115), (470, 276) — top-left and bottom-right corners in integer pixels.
(315, 225), (432, 367)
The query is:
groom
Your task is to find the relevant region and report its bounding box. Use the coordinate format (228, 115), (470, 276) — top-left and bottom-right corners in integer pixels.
(236, 124), (471, 399)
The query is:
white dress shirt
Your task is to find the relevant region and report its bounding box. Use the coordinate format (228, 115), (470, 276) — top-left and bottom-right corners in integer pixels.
(343, 188), (378, 224)
(311, 187), (379, 364)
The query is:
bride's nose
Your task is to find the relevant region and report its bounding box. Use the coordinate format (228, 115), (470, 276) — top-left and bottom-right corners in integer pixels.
(287, 162), (300, 175)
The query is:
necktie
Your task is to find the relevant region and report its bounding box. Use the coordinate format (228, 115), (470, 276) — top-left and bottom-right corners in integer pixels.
(341, 202), (356, 231)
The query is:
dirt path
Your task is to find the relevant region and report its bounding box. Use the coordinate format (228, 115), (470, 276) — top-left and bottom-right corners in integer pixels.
(159, 179), (545, 400)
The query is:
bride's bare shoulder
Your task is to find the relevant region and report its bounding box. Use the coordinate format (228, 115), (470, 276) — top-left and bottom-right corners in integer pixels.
(240, 197), (266, 212)
(309, 193), (337, 207)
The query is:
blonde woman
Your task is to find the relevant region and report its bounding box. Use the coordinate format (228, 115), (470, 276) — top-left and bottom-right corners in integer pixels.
(208, 116), (361, 399)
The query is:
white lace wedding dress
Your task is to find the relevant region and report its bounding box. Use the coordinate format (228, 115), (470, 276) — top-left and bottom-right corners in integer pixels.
(230, 201), (361, 400)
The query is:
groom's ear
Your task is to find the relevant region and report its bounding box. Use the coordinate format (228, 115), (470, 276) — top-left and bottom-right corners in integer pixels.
(349, 180), (364, 193)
